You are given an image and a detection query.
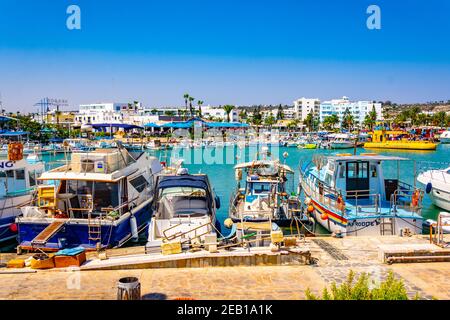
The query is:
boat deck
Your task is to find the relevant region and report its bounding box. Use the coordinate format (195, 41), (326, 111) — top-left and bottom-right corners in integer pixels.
(343, 199), (422, 219)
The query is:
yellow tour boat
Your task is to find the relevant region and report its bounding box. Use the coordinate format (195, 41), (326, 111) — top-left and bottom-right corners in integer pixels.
(364, 129), (437, 150)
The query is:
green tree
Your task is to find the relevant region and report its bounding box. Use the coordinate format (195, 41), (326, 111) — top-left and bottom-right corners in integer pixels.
(165, 110), (175, 116)
(276, 104), (284, 120)
(223, 105), (235, 122)
(264, 114), (276, 127)
(432, 111), (448, 127)
(323, 114), (339, 130)
(151, 109), (158, 115)
(303, 111), (315, 132)
(363, 106), (378, 130)
(341, 108), (354, 131)
(183, 93), (190, 120)
(197, 100), (204, 118)
(250, 107), (262, 126)
(239, 110), (247, 120)
(188, 96), (195, 118)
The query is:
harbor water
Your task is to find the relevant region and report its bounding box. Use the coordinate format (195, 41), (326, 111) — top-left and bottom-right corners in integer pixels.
(1, 144), (448, 252)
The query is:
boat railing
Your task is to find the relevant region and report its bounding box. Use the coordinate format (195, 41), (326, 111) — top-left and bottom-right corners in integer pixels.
(300, 170), (383, 216)
(390, 187), (423, 214)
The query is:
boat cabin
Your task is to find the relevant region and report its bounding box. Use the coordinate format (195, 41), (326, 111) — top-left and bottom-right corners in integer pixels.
(309, 154), (412, 204)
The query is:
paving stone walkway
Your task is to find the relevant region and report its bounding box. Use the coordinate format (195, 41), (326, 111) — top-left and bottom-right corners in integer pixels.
(1, 236), (449, 300)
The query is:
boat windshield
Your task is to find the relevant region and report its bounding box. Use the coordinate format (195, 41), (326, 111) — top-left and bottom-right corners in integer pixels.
(157, 186), (209, 218)
(159, 187), (206, 198)
(247, 182), (273, 195)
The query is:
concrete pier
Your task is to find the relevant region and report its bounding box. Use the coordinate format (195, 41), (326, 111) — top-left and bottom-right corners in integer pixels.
(1, 235), (449, 300)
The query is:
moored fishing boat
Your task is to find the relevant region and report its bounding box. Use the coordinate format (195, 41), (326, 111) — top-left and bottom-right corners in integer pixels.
(299, 154), (424, 236)
(16, 146), (163, 252)
(229, 148), (305, 227)
(330, 133), (355, 149)
(0, 143), (45, 243)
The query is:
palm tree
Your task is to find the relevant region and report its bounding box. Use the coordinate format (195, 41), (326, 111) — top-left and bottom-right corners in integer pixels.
(276, 104), (284, 120)
(323, 114), (339, 130)
(197, 100), (203, 118)
(223, 105), (235, 122)
(55, 110), (62, 129)
(183, 94), (189, 120)
(188, 96), (195, 118)
(341, 108), (354, 131)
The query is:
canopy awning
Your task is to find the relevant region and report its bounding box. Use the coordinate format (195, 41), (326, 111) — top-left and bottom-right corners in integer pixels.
(157, 175), (209, 190)
(0, 131), (29, 136)
(143, 122), (161, 128)
(205, 122), (249, 128)
(234, 160), (294, 173)
(92, 123), (143, 130)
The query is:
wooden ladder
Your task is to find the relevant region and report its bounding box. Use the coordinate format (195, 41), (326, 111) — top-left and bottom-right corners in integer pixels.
(88, 211), (102, 242)
(31, 220), (66, 246)
(380, 217), (395, 235)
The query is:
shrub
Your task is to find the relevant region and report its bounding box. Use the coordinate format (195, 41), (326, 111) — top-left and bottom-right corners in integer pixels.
(305, 270), (415, 300)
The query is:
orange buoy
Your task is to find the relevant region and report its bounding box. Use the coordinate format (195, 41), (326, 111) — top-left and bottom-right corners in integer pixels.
(307, 205), (314, 213)
(321, 213), (329, 220)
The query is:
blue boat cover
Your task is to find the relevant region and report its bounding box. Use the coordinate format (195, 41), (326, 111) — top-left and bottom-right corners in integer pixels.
(54, 246), (86, 256)
(157, 175), (209, 191)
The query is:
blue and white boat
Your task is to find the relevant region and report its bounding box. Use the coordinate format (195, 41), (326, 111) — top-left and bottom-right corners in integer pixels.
(16, 147), (163, 252)
(0, 154), (45, 243)
(299, 154), (424, 236)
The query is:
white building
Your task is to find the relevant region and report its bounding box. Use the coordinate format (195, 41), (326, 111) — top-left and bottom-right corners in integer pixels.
(319, 96), (383, 126)
(202, 106), (239, 122)
(293, 98), (321, 121)
(267, 108), (296, 120)
(75, 102), (129, 125)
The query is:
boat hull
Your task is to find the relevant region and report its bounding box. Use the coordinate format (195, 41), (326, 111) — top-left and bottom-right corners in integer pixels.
(17, 201), (152, 251)
(364, 141), (437, 150)
(310, 198), (423, 236)
(0, 194), (33, 243)
(429, 187), (450, 211)
(330, 142), (354, 149)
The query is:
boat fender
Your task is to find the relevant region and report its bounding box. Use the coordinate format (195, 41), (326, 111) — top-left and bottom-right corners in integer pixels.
(130, 215), (138, 242)
(425, 183), (432, 194)
(307, 205), (314, 213)
(224, 218), (234, 229)
(9, 223), (18, 233)
(215, 195), (221, 209)
(321, 213), (329, 220)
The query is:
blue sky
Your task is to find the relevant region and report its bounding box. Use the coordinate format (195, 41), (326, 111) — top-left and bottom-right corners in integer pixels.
(0, 0), (449, 112)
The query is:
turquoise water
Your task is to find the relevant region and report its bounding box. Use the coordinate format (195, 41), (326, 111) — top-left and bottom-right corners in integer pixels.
(1, 145), (448, 252)
(145, 144), (450, 230)
(29, 144), (450, 231)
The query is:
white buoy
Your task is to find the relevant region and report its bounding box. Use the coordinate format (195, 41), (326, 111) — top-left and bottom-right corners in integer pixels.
(130, 215), (138, 242)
